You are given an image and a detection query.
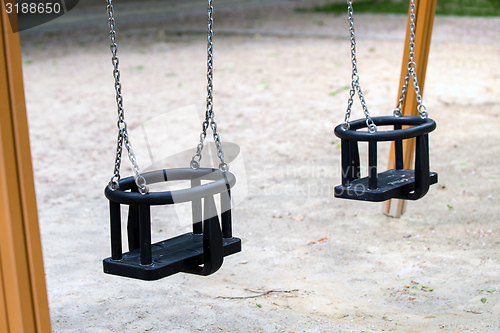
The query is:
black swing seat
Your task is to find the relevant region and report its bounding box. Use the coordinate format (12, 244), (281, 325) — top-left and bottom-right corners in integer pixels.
(334, 116), (437, 202)
(103, 232), (241, 281)
(103, 168), (241, 281)
(334, 169), (438, 202)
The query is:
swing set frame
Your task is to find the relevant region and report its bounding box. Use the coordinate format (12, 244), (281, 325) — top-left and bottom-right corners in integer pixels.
(0, 0), (436, 331)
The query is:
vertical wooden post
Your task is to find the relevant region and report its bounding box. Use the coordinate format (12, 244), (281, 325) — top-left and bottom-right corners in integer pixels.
(0, 3), (52, 332)
(0, 257), (10, 333)
(384, 0), (437, 217)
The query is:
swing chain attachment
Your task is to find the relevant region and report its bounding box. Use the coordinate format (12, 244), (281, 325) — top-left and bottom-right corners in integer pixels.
(191, 0), (228, 172)
(343, 0), (377, 134)
(394, 0), (428, 119)
(106, 0), (148, 195)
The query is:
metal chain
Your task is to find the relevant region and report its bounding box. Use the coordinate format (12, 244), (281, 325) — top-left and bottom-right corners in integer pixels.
(342, 0), (377, 133)
(394, 0), (428, 119)
(190, 0), (228, 172)
(106, 0), (148, 194)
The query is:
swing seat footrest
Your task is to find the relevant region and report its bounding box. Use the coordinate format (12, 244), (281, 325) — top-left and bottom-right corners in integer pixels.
(103, 233), (241, 281)
(334, 169), (438, 202)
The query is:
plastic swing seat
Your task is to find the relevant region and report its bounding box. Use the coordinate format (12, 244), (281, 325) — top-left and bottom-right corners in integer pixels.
(103, 168), (241, 281)
(334, 116), (438, 202)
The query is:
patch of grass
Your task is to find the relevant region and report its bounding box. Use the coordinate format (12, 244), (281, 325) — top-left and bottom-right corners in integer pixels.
(329, 85), (350, 96)
(258, 82), (269, 90)
(299, 0), (408, 15)
(482, 287), (496, 293)
(125, 65), (144, 71)
(298, 0), (500, 17)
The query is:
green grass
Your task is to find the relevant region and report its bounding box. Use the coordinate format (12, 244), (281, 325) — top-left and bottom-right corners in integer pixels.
(299, 0), (500, 17)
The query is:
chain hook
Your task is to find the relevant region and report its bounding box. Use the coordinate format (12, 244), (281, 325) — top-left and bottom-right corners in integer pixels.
(108, 176), (120, 191)
(341, 122), (350, 131)
(135, 175), (149, 195)
(418, 104), (428, 119)
(366, 118), (377, 133)
(190, 160), (200, 170)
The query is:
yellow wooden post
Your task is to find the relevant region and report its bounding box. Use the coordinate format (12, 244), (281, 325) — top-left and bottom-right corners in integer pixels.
(384, 0), (437, 217)
(0, 2), (52, 332)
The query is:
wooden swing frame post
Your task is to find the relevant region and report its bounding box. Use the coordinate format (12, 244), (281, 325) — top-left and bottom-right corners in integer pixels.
(384, 0), (437, 217)
(0, 3), (52, 332)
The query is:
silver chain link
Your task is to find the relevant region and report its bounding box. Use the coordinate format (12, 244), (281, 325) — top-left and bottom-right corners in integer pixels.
(190, 0), (228, 172)
(342, 0), (377, 133)
(107, 0), (148, 194)
(394, 0), (428, 119)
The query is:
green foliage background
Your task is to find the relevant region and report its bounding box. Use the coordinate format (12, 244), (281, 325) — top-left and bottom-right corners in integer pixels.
(301, 0), (500, 16)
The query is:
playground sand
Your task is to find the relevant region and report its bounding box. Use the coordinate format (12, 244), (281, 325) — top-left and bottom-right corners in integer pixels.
(20, 4), (500, 333)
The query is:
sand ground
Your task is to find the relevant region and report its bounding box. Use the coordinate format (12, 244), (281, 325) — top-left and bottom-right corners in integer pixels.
(19, 1), (500, 332)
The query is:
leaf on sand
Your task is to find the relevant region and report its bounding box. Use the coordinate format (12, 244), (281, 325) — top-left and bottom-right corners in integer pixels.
(421, 286), (433, 292)
(256, 304), (262, 308)
(481, 298), (487, 303)
(307, 237), (329, 245)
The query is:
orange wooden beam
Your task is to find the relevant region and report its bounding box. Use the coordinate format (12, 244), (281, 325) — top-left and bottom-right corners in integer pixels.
(0, 3), (51, 332)
(384, 0), (437, 217)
